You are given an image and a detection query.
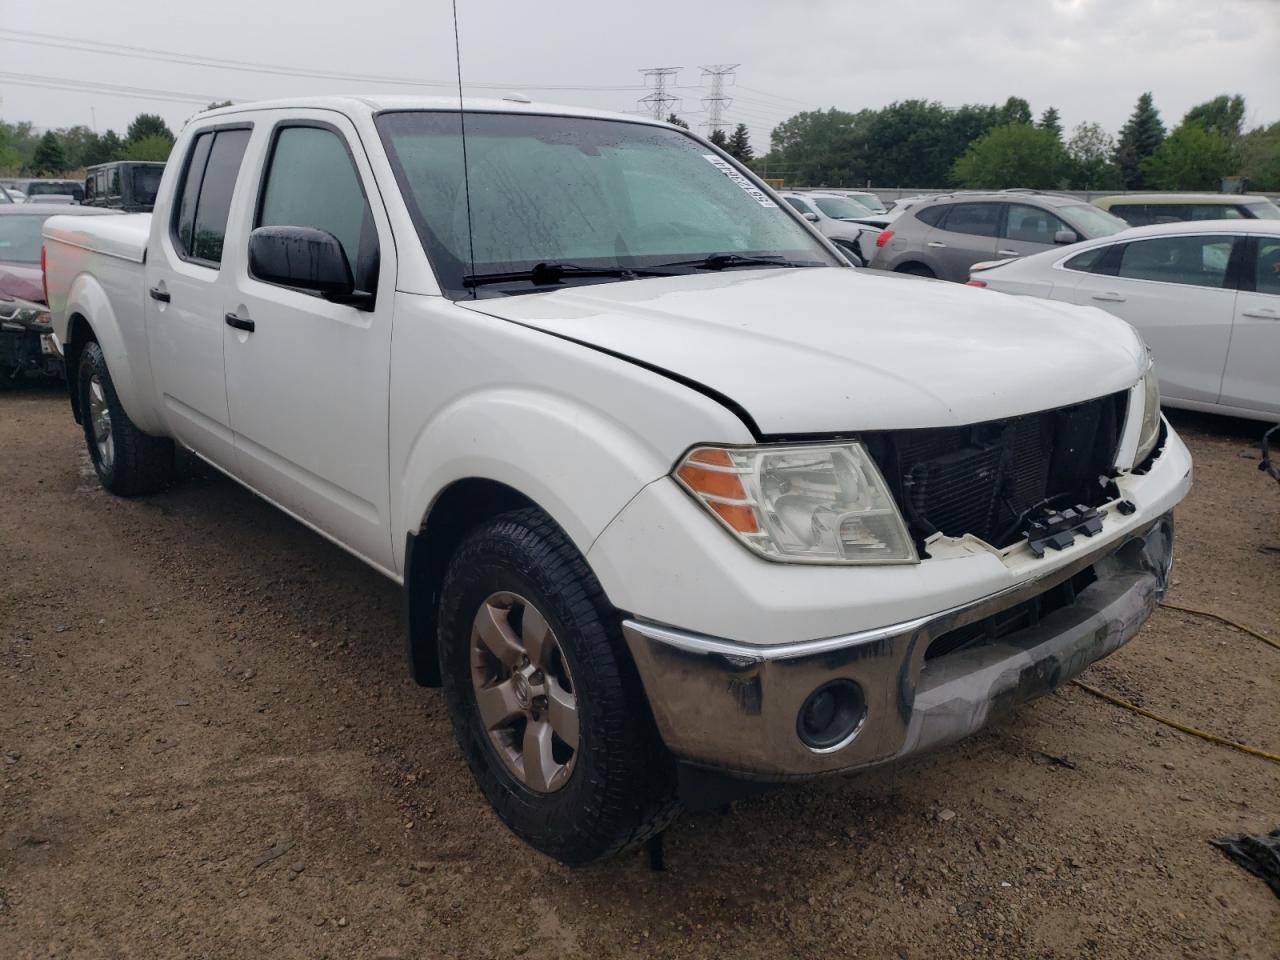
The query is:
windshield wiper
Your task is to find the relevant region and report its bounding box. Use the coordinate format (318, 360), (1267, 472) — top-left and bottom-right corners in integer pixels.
(646, 253), (823, 272)
(462, 262), (666, 288)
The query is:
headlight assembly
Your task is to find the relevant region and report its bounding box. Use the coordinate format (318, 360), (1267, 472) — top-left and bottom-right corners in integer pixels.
(1133, 368), (1162, 467)
(0, 298), (51, 330)
(674, 443), (918, 564)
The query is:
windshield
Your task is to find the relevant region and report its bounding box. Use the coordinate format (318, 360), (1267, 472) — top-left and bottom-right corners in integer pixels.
(376, 111), (837, 298)
(0, 214), (51, 263)
(813, 196), (872, 219)
(132, 166), (163, 207)
(1245, 201), (1280, 220)
(1057, 203), (1129, 239)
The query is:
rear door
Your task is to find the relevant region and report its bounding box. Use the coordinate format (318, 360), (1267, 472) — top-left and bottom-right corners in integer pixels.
(927, 202), (1000, 281)
(996, 202), (1070, 260)
(1220, 234), (1280, 417)
(222, 112), (397, 571)
(145, 124), (252, 466)
(1070, 232), (1240, 404)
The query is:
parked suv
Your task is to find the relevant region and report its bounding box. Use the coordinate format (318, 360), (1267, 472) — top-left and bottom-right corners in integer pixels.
(871, 192), (1128, 281)
(1093, 193), (1280, 226)
(83, 161), (166, 212)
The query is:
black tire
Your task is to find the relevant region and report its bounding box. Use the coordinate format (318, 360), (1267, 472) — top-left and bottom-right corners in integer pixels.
(77, 340), (174, 496)
(438, 507), (678, 864)
(895, 262), (936, 279)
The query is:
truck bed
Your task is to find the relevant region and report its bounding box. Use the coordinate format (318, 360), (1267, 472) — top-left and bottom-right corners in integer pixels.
(43, 212), (151, 264)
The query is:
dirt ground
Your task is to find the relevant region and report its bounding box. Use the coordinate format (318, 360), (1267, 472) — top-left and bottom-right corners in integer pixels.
(1, 382), (1277, 960)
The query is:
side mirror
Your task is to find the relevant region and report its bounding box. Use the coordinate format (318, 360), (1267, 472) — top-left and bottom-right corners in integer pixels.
(1054, 228), (1078, 245)
(802, 211), (819, 222)
(248, 225), (371, 308)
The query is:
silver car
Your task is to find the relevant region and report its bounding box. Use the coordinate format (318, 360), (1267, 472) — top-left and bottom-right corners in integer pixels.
(779, 191), (878, 265)
(870, 191), (1128, 282)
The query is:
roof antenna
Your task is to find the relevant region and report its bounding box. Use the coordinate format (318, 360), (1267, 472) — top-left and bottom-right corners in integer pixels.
(452, 0), (477, 298)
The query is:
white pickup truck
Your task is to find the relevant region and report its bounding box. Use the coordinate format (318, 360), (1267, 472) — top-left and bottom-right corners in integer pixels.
(43, 96), (1191, 864)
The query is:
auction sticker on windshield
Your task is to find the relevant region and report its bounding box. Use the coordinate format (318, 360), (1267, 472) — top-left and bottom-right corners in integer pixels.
(703, 154), (777, 207)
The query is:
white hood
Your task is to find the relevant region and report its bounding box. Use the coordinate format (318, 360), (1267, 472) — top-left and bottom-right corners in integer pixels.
(466, 267), (1146, 435)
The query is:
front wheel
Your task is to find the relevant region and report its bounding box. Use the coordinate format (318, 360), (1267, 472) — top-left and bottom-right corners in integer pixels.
(437, 508), (677, 864)
(77, 340), (174, 496)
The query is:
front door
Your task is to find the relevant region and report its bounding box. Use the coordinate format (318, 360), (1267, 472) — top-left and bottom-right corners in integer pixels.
(1070, 232), (1239, 406)
(223, 113), (397, 572)
(996, 202), (1067, 260)
(145, 126), (252, 465)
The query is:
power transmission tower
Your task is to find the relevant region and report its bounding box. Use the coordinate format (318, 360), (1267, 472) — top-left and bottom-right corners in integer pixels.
(638, 67), (682, 120)
(699, 64), (738, 135)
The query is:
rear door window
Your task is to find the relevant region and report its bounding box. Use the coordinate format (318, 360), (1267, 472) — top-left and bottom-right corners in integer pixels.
(1114, 235), (1236, 288)
(940, 202), (999, 237)
(1252, 238), (1280, 295)
(172, 128), (251, 266)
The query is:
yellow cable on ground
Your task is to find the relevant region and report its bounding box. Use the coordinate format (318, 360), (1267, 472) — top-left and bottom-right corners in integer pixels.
(1160, 601), (1280, 652)
(1071, 680), (1280, 765)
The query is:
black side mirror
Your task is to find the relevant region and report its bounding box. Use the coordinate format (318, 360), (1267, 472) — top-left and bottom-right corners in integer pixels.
(248, 225), (372, 309)
(1054, 228), (1078, 244)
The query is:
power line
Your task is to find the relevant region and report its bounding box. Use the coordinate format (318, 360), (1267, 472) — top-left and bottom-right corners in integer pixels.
(0, 28), (652, 93)
(699, 64), (738, 135)
(637, 67), (681, 120)
(734, 84), (823, 109)
(0, 71), (226, 106)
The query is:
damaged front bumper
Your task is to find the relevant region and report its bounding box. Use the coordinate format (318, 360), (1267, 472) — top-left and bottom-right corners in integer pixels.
(622, 513), (1174, 781)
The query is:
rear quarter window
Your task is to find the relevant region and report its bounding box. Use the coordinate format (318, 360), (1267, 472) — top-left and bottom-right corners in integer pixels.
(914, 204), (947, 228)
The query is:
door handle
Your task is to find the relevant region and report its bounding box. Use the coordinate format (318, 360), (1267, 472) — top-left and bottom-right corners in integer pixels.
(926, 241), (946, 248)
(148, 286), (170, 303)
(997, 249), (1019, 257)
(224, 312), (255, 333)
(1241, 309), (1279, 319)
(1091, 292), (1126, 303)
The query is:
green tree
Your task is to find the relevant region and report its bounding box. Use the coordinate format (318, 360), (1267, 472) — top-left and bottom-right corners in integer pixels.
(996, 96), (1033, 126)
(1038, 106), (1063, 141)
(125, 113), (175, 147)
(1238, 121), (1280, 191)
(1066, 121), (1121, 189)
(952, 123), (1068, 189)
(708, 128), (729, 149)
(664, 112), (689, 129)
(96, 130), (124, 164)
(765, 108), (862, 184)
(1114, 92), (1165, 189)
(862, 100), (958, 185)
(31, 131), (68, 175)
(726, 123), (754, 162)
(0, 121), (40, 175)
(1182, 94), (1246, 140)
(124, 134), (174, 162)
(1141, 123), (1236, 190)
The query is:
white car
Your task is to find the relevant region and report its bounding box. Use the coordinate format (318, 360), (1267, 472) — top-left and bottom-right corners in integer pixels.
(779, 191), (879, 264)
(969, 219), (1279, 422)
(42, 95), (1189, 863)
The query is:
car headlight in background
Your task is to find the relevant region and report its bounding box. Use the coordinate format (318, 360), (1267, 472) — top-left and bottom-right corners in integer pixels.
(1133, 369), (1162, 467)
(0, 297), (51, 331)
(674, 443), (918, 564)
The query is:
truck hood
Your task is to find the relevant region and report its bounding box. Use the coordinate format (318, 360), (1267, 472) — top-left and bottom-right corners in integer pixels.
(464, 267), (1146, 435)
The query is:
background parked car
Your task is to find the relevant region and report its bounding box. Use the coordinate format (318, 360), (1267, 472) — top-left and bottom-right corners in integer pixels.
(779, 191), (876, 264)
(83, 160), (166, 212)
(19, 178), (85, 203)
(0, 186), (14, 204)
(1093, 192), (1280, 226)
(813, 189), (888, 214)
(0, 204), (118, 387)
(967, 219), (1279, 421)
(871, 191), (1129, 281)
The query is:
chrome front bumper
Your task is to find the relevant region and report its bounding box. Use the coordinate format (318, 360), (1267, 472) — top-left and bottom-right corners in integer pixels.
(623, 513), (1174, 780)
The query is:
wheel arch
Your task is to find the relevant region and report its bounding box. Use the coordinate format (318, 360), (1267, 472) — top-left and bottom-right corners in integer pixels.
(403, 477), (540, 686)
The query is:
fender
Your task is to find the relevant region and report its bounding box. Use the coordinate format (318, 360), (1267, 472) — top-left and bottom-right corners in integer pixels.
(396, 384), (684, 568)
(62, 267), (167, 435)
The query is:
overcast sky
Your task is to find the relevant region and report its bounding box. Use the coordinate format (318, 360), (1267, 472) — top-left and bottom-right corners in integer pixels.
(2, 0), (1277, 150)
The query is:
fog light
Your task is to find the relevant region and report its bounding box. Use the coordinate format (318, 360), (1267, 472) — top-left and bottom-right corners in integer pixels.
(796, 679), (866, 751)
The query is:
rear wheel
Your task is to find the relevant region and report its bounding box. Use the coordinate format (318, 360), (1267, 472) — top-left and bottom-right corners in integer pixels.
(895, 262), (936, 279)
(77, 340), (174, 496)
(437, 507), (677, 864)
